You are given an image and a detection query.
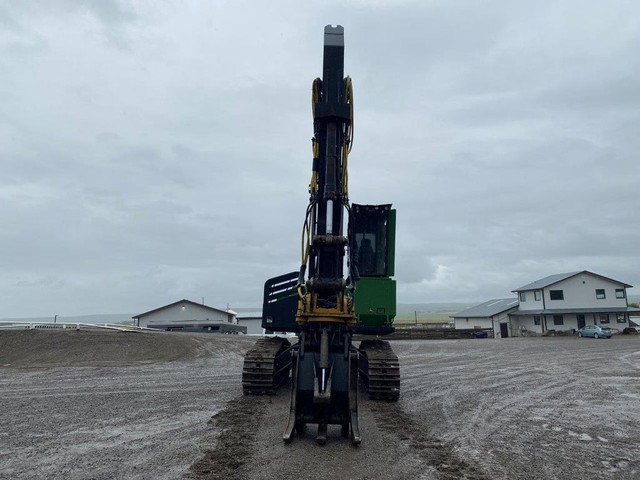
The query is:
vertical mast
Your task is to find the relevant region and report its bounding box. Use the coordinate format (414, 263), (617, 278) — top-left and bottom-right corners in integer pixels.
(309, 25), (351, 302)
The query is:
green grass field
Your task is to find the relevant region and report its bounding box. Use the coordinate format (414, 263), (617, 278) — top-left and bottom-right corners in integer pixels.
(394, 312), (454, 325)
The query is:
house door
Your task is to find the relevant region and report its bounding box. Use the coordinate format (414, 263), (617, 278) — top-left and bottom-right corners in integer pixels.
(577, 314), (586, 329)
(500, 323), (509, 338)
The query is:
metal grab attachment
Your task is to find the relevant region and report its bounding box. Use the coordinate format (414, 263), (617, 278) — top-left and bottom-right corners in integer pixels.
(282, 336), (361, 446)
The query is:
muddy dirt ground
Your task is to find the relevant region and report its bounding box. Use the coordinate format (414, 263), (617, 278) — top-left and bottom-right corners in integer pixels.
(1, 330), (639, 479)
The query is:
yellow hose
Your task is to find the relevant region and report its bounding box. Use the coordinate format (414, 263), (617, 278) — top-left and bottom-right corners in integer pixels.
(300, 76), (354, 280)
(342, 76), (354, 197)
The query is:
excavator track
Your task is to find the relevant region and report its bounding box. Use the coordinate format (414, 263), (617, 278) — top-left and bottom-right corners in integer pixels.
(242, 337), (292, 395)
(358, 339), (400, 401)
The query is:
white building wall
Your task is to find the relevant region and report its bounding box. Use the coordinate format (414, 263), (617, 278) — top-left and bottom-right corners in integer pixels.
(548, 314), (580, 331)
(237, 318), (264, 335)
(573, 312), (629, 328)
(588, 312), (630, 329)
(543, 274), (628, 309)
(493, 311), (512, 338)
(515, 315), (543, 335)
(513, 314), (578, 335)
(512, 313), (629, 336)
(516, 291), (543, 311)
(138, 303), (229, 327)
(454, 317), (493, 330)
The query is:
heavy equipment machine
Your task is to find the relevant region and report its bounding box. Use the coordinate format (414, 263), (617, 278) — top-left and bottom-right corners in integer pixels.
(242, 25), (399, 445)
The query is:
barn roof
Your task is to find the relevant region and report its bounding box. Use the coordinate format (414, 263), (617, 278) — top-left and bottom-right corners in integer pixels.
(132, 299), (231, 319)
(512, 270), (632, 292)
(450, 298), (519, 318)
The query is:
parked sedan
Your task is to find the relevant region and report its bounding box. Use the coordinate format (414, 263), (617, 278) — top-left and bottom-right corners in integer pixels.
(577, 325), (613, 339)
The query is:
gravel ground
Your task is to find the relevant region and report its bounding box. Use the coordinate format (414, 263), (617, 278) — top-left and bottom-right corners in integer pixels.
(1, 331), (639, 479)
(0, 330), (254, 480)
(396, 337), (640, 480)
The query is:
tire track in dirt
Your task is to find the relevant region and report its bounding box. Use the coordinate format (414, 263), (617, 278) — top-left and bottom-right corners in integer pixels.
(191, 388), (490, 479)
(186, 395), (269, 479)
(369, 401), (489, 480)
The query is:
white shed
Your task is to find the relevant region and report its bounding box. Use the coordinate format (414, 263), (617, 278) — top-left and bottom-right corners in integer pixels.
(133, 299), (244, 333)
(451, 298), (519, 338)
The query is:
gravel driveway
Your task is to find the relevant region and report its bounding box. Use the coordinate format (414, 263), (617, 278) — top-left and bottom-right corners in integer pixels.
(1, 331), (638, 479)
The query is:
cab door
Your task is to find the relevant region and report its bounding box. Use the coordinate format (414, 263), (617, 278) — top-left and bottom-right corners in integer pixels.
(350, 204), (396, 334)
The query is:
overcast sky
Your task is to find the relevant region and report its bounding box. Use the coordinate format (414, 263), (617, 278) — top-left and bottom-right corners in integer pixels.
(2, 0), (639, 317)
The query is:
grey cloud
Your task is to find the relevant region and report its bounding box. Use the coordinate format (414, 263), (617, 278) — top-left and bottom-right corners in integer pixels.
(1, 1), (640, 316)
(14, 275), (66, 288)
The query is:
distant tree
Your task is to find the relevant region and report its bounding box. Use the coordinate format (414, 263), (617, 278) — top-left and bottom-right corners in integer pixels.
(629, 302), (639, 308)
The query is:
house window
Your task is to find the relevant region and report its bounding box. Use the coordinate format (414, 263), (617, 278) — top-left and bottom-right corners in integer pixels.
(599, 314), (609, 324)
(550, 290), (564, 300)
(519, 292), (526, 302)
(534, 316), (541, 326)
(595, 289), (606, 299)
(617, 313), (626, 323)
(553, 315), (564, 325)
(615, 289), (625, 299)
(534, 290), (541, 301)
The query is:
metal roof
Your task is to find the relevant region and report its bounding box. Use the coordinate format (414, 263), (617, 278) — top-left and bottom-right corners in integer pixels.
(451, 298), (519, 318)
(132, 299), (232, 319)
(512, 272), (581, 292)
(512, 270), (633, 292)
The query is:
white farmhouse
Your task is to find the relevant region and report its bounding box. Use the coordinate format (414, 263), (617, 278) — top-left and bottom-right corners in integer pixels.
(451, 298), (519, 338)
(509, 271), (638, 335)
(133, 299), (246, 333)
